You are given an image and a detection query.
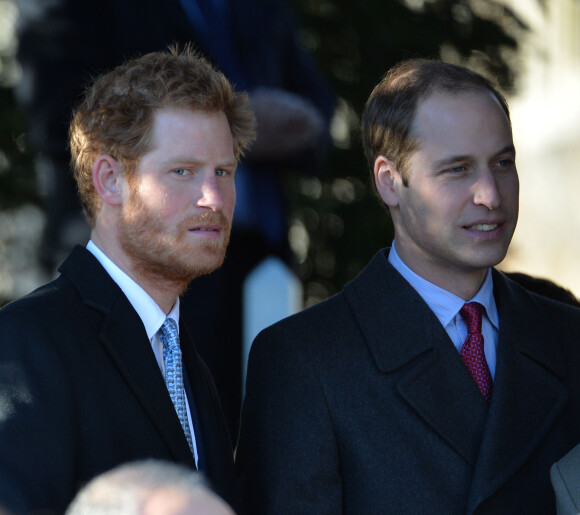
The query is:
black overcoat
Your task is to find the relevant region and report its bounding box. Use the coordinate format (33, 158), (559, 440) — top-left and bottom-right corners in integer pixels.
(237, 249), (580, 514)
(0, 246), (236, 513)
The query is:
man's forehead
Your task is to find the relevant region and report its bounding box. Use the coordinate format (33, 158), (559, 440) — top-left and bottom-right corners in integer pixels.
(151, 105), (225, 122)
(414, 87), (506, 118)
(411, 89), (511, 136)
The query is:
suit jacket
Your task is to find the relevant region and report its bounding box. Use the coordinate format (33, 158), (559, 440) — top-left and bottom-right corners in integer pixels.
(237, 249), (580, 514)
(551, 442), (580, 515)
(15, 0), (334, 442)
(0, 246), (236, 514)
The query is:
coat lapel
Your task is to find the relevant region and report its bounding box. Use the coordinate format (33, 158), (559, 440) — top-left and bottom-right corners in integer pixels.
(98, 299), (196, 465)
(466, 270), (567, 511)
(180, 322), (236, 505)
(344, 250), (489, 467)
(59, 246), (195, 465)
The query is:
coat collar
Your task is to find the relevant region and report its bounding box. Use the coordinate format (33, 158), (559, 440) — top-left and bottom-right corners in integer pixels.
(465, 269), (567, 510)
(343, 249), (490, 466)
(344, 250), (568, 506)
(180, 321), (235, 489)
(58, 246), (196, 465)
(344, 249), (441, 372)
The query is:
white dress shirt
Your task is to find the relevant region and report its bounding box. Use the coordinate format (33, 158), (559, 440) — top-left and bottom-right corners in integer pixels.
(86, 240), (199, 464)
(388, 242), (499, 379)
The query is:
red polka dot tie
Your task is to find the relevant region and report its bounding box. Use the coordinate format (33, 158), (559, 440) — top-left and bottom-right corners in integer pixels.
(459, 302), (493, 402)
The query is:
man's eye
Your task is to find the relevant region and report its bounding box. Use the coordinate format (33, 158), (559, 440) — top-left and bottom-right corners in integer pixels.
(447, 166), (467, 175)
(173, 169), (189, 176)
(215, 169), (226, 177)
(497, 159), (514, 168)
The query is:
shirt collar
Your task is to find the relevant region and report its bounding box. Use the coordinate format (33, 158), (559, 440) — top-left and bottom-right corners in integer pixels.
(388, 241), (499, 331)
(86, 240), (180, 339)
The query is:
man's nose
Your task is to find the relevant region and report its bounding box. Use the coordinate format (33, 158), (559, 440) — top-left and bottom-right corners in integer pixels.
(197, 174), (224, 211)
(473, 168), (501, 210)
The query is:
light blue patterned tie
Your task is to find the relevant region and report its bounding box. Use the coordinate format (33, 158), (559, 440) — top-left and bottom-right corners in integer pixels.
(158, 318), (194, 455)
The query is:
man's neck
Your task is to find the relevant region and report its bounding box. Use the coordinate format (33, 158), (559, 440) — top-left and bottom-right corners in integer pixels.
(391, 242), (488, 301)
(90, 230), (183, 314)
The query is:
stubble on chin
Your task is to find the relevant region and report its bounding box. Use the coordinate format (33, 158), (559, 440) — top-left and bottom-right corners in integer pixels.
(119, 205), (231, 291)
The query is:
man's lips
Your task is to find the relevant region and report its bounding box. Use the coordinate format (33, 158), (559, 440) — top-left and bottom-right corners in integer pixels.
(183, 212), (230, 234)
(464, 223), (499, 232)
(188, 225), (223, 232)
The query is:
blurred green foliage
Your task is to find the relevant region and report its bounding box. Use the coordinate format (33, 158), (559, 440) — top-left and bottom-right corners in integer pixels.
(0, 0), (527, 305)
(288, 0), (526, 305)
(0, 87), (35, 209)
(0, 0), (36, 210)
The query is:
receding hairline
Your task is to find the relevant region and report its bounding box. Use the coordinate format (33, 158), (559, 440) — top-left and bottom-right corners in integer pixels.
(410, 85), (513, 134)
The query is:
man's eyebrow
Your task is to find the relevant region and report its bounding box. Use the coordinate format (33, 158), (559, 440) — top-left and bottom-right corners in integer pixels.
(495, 144), (516, 156)
(433, 144), (516, 169)
(215, 158), (238, 167)
(433, 154), (473, 169)
(162, 156), (238, 167)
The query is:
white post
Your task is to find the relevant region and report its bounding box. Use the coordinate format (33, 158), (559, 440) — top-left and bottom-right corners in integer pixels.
(241, 256), (303, 394)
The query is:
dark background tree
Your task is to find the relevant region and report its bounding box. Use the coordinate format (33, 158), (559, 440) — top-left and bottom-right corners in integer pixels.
(0, 0), (526, 306)
(287, 0), (526, 305)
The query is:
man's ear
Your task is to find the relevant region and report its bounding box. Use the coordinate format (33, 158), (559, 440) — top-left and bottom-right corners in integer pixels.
(92, 155), (123, 206)
(374, 155), (401, 207)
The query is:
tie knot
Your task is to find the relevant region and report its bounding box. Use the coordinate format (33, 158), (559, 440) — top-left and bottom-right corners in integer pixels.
(460, 302), (483, 334)
(159, 318), (179, 351)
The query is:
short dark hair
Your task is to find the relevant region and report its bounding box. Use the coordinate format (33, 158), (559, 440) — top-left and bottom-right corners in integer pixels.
(70, 45), (256, 225)
(361, 58), (510, 187)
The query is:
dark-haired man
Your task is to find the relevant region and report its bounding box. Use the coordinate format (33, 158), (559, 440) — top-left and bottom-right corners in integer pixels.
(0, 47), (255, 513)
(237, 59), (580, 513)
